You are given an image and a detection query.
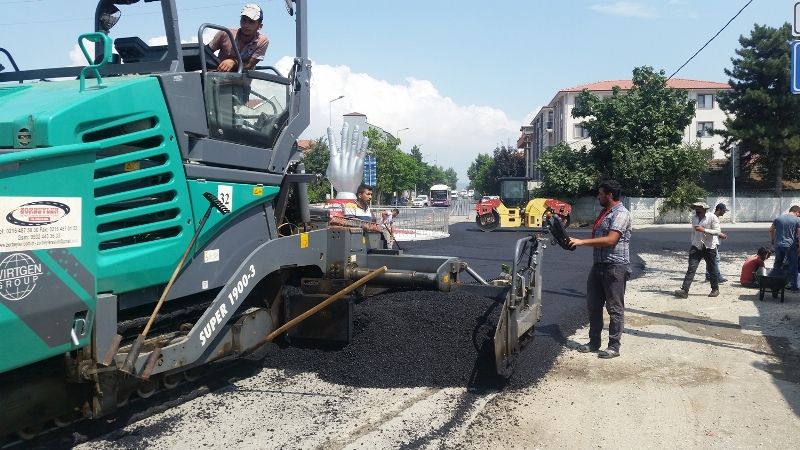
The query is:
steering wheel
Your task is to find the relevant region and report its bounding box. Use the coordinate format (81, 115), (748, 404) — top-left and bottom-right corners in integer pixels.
(545, 213), (574, 251)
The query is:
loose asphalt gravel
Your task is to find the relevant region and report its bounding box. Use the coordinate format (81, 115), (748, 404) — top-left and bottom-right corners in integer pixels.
(264, 289), (504, 389)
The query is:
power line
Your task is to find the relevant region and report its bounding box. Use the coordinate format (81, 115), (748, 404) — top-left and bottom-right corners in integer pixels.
(0, 2), (244, 27)
(0, 0), (46, 4)
(668, 0), (755, 80)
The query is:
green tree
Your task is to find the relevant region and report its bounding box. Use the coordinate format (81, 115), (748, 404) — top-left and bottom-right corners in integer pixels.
(410, 145), (423, 163)
(467, 153), (494, 195)
(566, 66), (709, 208)
(717, 23), (800, 194)
(300, 138), (331, 203)
(488, 145), (525, 191)
(534, 143), (596, 201)
(443, 167), (458, 190)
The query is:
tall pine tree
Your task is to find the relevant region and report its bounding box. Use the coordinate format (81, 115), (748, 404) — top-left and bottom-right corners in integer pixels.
(717, 23), (800, 194)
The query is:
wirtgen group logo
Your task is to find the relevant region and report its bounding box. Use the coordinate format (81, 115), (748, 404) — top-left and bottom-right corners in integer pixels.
(6, 200), (70, 227)
(0, 253), (42, 301)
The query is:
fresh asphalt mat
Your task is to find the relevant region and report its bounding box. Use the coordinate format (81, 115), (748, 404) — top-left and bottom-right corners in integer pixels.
(263, 290), (507, 390)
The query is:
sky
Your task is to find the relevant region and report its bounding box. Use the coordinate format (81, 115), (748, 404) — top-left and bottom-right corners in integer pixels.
(0, 0), (789, 187)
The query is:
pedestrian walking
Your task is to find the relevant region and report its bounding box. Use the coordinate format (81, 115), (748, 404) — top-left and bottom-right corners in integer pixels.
(768, 205), (800, 291)
(674, 201), (723, 298)
(705, 203), (729, 282)
(568, 179), (632, 359)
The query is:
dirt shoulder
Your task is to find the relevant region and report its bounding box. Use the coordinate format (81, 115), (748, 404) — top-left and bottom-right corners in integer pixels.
(465, 250), (800, 449)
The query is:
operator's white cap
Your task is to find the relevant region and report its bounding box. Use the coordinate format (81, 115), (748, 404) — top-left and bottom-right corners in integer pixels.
(241, 3), (262, 21)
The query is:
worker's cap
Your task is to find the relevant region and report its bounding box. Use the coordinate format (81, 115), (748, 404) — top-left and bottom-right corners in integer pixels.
(715, 203), (729, 212)
(241, 3), (262, 21)
(691, 201), (710, 209)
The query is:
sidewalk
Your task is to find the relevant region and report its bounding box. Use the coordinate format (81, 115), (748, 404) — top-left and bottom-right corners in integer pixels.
(464, 248), (800, 448)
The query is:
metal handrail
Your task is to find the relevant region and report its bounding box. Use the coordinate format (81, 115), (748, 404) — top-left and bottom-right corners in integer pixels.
(198, 23), (243, 77)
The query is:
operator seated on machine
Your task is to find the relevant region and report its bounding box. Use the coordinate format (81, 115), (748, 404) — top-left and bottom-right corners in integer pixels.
(208, 3), (269, 72)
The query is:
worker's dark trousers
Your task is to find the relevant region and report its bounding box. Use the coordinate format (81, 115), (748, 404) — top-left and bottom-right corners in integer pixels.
(586, 263), (629, 351)
(681, 246), (719, 292)
(769, 245), (798, 290)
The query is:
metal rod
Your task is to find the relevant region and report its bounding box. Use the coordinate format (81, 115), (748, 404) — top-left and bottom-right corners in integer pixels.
(264, 266), (387, 342)
(464, 265), (489, 285)
(348, 267), (437, 289)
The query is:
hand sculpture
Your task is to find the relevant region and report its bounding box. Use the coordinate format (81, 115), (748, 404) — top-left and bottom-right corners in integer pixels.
(326, 123), (369, 199)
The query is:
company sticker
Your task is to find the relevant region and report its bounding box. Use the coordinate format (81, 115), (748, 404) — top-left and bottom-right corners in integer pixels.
(253, 186), (263, 196)
(0, 197), (82, 251)
(0, 252), (42, 302)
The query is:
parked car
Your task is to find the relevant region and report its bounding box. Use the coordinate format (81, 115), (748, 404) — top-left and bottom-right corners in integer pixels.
(411, 195), (429, 207)
(467, 189), (475, 198)
(392, 197), (408, 206)
(450, 191), (459, 200)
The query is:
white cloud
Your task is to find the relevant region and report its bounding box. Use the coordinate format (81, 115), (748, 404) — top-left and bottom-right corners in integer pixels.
(275, 57), (525, 184)
(589, 2), (659, 19)
(68, 45), (87, 66)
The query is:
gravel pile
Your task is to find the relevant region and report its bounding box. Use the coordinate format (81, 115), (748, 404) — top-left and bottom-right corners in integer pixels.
(263, 290), (507, 389)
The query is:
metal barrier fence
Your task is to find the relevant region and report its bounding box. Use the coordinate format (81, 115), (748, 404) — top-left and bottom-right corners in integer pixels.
(570, 194), (800, 225)
(449, 197), (473, 218)
(371, 205), (450, 241)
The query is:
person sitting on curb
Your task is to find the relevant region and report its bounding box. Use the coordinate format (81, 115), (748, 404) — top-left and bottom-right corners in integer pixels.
(740, 247), (771, 288)
(674, 201), (722, 298)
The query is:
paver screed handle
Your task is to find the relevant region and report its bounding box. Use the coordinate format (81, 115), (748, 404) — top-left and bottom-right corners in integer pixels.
(121, 192), (230, 375)
(263, 266), (388, 343)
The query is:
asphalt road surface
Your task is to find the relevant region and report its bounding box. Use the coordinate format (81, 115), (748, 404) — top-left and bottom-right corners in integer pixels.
(402, 222), (770, 389)
(66, 222), (771, 449)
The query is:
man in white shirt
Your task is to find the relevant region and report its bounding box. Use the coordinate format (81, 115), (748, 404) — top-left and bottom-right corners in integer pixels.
(675, 201), (722, 298)
(380, 208), (400, 248)
(705, 203), (729, 282)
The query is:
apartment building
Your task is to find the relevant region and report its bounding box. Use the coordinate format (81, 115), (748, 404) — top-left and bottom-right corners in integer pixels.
(521, 79), (732, 181)
(342, 112), (392, 140)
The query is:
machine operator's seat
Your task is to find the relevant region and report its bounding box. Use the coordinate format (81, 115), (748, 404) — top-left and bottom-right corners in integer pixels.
(113, 37), (219, 70)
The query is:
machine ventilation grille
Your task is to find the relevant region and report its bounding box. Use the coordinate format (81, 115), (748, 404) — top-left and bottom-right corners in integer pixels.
(86, 116), (184, 251)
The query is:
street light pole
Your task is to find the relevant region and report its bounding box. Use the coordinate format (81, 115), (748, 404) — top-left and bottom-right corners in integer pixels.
(396, 127), (409, 140)
(329, 95), (344, 127)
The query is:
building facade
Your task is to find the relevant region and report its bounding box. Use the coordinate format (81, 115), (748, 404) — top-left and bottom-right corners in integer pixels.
(342, 112), (392, 140)
(521, 79), (732, 181)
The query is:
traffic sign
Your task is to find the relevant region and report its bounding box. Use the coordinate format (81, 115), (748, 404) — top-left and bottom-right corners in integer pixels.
(362, 154), (377, 186)
(792, 41), (800, 94)
(795, 2), (800, 36)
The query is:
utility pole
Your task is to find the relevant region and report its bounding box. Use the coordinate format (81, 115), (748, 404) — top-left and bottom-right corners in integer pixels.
(731, 144), (737, 223)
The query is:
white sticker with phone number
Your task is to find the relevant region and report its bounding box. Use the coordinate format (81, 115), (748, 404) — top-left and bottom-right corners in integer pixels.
(0, 196), (82, 251)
